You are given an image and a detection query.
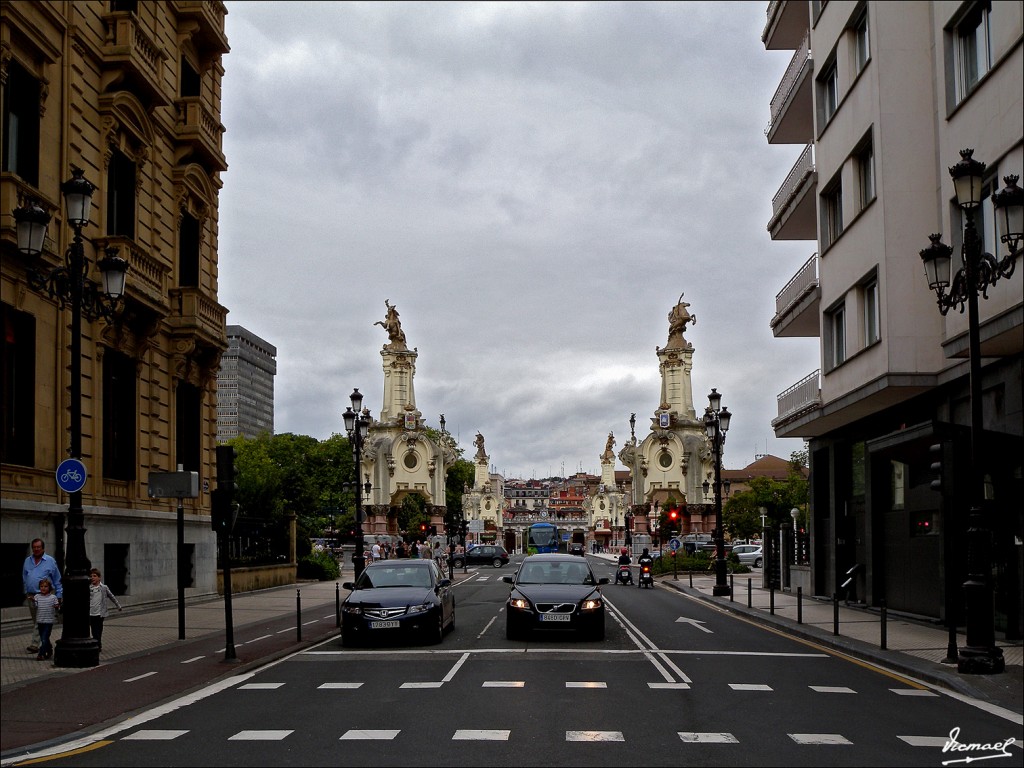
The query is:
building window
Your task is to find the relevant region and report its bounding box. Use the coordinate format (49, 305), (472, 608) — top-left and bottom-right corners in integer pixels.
(180, 58), (201, 98)
(103, 349), (136, 481)
(107, 149), (136, 240)
(856, 139), (875, 210)
(2, 60), (41, 186)
(862, 277), (879, 346)
(819, 59), (839, 124)
(175, 382), (202, 472)
(826, 303), (846, 369)
(954, 2), (991, 102)
(822, 180), (844, 249)
(1, 303), (36, 466)
(854, 9), (870, 74)
(179, 212), (201, 287)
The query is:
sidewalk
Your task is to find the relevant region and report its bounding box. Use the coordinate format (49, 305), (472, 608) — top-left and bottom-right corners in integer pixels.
(595, 552), (1023, 717)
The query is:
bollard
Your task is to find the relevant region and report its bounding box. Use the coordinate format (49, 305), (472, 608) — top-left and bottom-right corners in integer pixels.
(770, 578), (775, 615)
(729, 573), (734, 602)
(297, 588), (302, 642)
(797, 586), (802, 624)
(688, 569), (693, 588)
(833, 592), (840, 636)
(747, 577), (752, 608)
(336, 582), (341, 628)
(880, 599), (887, 650)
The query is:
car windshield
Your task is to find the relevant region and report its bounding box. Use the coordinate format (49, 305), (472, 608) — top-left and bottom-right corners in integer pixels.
(517, 562), (594, 585)
(357, 566), (432, 589)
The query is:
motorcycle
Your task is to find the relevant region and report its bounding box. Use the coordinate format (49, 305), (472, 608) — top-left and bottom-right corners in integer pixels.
(615, 564), (633, 585)
(638, 563), (654, 588)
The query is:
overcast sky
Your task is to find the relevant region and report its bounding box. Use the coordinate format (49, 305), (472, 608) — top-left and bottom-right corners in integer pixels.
(217, 1), (820, 479)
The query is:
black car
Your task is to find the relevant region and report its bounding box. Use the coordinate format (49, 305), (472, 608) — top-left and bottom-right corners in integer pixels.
(452, 544), (509, 569)
(341, 560), (454, 646)
(503, 554), (608, 641)
(569, 542), (585, 556)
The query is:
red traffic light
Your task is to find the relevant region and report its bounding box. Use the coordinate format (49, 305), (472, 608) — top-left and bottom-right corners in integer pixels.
(669, 509), (678, 521)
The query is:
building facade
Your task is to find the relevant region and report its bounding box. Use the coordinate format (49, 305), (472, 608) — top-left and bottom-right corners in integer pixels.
(763, 1), (1022, 637)
(216, 324), (277, 442)
(1, 1), (230, 616)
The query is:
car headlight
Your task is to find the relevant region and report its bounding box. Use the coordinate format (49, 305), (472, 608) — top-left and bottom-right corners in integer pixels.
(580, 597), (603, 611)
(341, 605), (363, 615)
(508, 597), (531, 610)
(406, 602), (432, 616)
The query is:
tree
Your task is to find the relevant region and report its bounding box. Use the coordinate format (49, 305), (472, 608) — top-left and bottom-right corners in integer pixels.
(723, 466), (809, 540)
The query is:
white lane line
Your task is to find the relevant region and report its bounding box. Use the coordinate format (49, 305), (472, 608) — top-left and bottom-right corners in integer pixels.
(341, 730), (399, 740)
(228, 730), (293, 741)
(122, 730), (188, 741)
(649, 682), (691, 689)
(729, 683), (772, 691)
(789, 733), (852, 745)
(679, 732), (738, 743)
(181, 656), (204, 664)
(453, 730), (510, 741)
(809, 685), (856, 694)
(400, 682), (444, 688)
(606, 599), (692, 684)
(898, 736), (951, 747)
(238, 682), (284, 690)
(302, 619), (319, 626)
(441, 653), (471, 683)
(566, 682), (607, 688)
(482, 681), (524, 688)
(892, 688), (939, 697)
(124, 672), (158, 683)
(276, 628), (292, 634)
(244, 634), (273, 644)
(318, 683), (363, 689)
(477, 613), (498, 639)
(567, 731), (624, 742)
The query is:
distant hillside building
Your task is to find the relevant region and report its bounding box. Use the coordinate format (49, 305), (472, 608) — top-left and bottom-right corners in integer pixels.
(216, 325), (277, 441)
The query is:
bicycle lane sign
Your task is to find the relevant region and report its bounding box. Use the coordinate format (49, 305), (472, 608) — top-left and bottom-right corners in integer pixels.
(56, 458), (87, 494)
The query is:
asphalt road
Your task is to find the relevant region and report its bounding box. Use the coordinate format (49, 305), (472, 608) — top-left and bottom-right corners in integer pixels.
(7, 555), (1023, 767)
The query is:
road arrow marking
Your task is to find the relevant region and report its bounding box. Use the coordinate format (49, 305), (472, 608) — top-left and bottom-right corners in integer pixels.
(675, 617), (713, 633)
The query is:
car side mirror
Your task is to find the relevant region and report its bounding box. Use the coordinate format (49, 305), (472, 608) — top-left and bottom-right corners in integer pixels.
(502, 575), (514, 584)
(342, 582), (355, 591)
(437, 578), (451, 589)
(597, 577), (609, 585)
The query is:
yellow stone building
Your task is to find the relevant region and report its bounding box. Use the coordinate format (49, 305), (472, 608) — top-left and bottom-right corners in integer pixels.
(1, 1), (229, 614)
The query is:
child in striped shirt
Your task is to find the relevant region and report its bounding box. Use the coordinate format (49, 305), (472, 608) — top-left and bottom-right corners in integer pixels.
(33, 578), (61, 660)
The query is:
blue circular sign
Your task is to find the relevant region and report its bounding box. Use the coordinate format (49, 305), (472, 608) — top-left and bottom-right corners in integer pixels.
(669, 537), (682, 551)
(56, 458), (88, 494)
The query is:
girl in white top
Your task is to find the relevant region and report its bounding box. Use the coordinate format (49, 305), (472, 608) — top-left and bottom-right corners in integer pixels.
(33, 578), (60, 660)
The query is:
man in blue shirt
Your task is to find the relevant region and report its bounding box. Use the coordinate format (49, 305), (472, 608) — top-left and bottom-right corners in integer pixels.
(23, 539), (62, 653)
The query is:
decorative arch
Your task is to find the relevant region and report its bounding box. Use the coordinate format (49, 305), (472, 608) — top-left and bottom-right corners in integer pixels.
(99, 91), (155, 172)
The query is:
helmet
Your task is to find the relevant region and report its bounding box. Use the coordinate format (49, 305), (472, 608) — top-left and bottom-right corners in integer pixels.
(642, 547), (649, 555)
(621, 547), (628, 555)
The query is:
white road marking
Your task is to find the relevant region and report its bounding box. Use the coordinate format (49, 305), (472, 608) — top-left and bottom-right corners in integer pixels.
(228, 730), (293, 740)
(675, 617), (713, 633)
(789, 733), (852, 745)
(340, 730), (399, 740)
(442, 653), (471, 682)
(898, 736), (952, 747)
(566, 681), (606, 688)
(453, 730), (510, 740)
(678, 732), (738, 743)
(121, 730), (187, 740)
(649, 682), (691, 689)
(567, 731), (624, 742)
(181, 656), (204, 664)
(400, 682), (444, 688)
(244, 634), (272, 644)
(238, 682), (284, 690)
(892, 688), (939, 697)
(729, 683), (772, 691)
(809, 685), (856, 693)
(318, 682), (363, 689)
(123, 672), (158, 683)
(482, 681), (524, 687)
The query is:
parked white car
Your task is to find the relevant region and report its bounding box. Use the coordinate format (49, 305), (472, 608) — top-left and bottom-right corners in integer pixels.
(731, 544), (763, 568)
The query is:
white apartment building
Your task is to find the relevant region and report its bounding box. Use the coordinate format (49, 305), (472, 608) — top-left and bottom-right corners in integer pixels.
(764, 1), (1022, 638)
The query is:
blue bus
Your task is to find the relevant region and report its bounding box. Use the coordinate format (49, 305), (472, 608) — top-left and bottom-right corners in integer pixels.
(527, 522), (561, 553)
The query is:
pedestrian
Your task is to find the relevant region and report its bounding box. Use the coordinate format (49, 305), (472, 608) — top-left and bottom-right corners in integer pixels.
(394, 540), (407, 559)
(371, 540), (382, 561)
(22, 538), (63, 654)
(419, 540), (431, 560)
(89, 568), (122, 650)
(32, 578), (60, 661)
(433, 541), (445, 570)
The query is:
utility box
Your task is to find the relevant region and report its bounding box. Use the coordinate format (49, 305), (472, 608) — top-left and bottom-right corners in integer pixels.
(147, 471), (200, 499)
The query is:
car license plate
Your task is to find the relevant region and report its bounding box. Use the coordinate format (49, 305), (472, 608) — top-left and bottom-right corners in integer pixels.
(541, 614), (571, 622)
(369, 620), (399, 629)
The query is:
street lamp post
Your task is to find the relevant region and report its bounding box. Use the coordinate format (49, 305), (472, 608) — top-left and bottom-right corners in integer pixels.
(343, 388), (372, 581)
(12, 169), (129, 668)
(703, 388), (732, 597)
(918, 151), (1021, 675)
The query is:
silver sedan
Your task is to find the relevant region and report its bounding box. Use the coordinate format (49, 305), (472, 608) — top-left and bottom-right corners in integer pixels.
(731, 544), (763, 568)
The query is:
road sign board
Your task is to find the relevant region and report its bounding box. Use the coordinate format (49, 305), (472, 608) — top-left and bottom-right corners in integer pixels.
(55, 458), (87, 494)
(669, 537), (681, 551)
(467, 520), (485, 533)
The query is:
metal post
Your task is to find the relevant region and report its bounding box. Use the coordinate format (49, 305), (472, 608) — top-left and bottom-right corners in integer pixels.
(729, 573), (734, 602)
(177, 498), (186, 640)
(880, 599), (887, 650)
(712, 418), (729, 597)
(222, 530), (236, 661)
(747, 577), (752, 608)
(335, 582), (341, 628)
(797, 586), (803, 624)
(833, 592), (840, 636)
(770, 577), (775, 615)
(296, 588), (302, 642)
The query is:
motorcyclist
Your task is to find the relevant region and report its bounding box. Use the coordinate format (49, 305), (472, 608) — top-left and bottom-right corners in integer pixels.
(637, 547), (654, 587)
(616, 547), (632, 584)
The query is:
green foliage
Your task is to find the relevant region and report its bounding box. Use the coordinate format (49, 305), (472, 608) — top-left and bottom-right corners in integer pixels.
(297, 549), (340, 581)
(722, 464), (809, 539)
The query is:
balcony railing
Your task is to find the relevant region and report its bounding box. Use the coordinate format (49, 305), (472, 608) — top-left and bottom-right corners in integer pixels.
(771, 252), (818, 324)
(773, 370), (821, 426)
(175, 97), (227, 172)
(765, 33), (811, 136)
(771, 143), (814, 221)
(102, 11), (170, 107)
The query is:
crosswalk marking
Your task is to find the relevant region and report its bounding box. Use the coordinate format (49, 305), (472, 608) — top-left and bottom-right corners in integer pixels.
(729, 683), (773, 691)
(318, 682), (363, 689)
(566, 681), (606, 688)
(228, 730), (293, 740)
(238, 682), (284, 690)
(400, 681), (444, 688)
(678, 732), (738, 743)
(898, 736), (951, 747)
(453, 730), (510, 740)
(340, 730), (399, 740)
(809, 686), (855, 693)
(122, 730), (187, 740)
(649, 682), (691, 689)
(482, 681), (524, 687)
(566, 731), (624, 742)
(892, 688), (939, 697)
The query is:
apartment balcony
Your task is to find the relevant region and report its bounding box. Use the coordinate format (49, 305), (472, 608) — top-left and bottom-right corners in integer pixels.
(167, 286), (227, 348)
(763, 0), (810, 50)
(173, 1), (230, 59)
(768, 143), (817, 241)
(101, 11), (172, 108)
(772, 369), (820, 435)
(770, 252), (820, 337)
(765, 33), (813, 145)
(96, 235), (171, 318)
(174, 97), (228, 172)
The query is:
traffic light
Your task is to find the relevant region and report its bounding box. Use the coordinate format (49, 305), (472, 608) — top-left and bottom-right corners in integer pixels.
(213, 445), (238, 534)
(668, 507), (679, 525)
(419, 523), (428, 535)
(929, 441), (951, 494)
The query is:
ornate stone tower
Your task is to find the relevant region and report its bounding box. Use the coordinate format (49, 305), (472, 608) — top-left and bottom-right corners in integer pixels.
(619, 294), (714, 536)
(461, 432), (502, 543)
(360, 301), (455, 536)
(586, 432), (629, 550)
